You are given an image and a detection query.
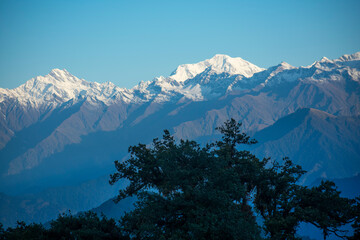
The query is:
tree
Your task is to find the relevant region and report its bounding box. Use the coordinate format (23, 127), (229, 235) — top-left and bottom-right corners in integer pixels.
(47, 211), (127, 240)
(110, 119), (358, 240)
(110, 120), (262, 239)
(1, 221), (46, 240)
(254, 158), (306, 240)
(0, 212), (126, 240)
(348, 197), (360, 240)
(298, 181), (355, 240)
(0, 223), (4, 240)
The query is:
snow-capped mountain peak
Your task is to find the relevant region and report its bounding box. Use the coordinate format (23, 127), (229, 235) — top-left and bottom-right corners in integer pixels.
(336, 52), (360, 62)
(2, 52), (359, 108)
(48, 68), (73, 79)
(305, 52), (360, 69)
(207, 54), (264, 74)
(319, 57), (332, 63)
(276, 61), (295, 70)
(15, 68), (91, 102)
(0, 69), (134, 106)
(169, 54), (264, 82)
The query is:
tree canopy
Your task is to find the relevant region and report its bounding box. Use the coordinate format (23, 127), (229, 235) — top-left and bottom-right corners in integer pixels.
(0, 211), (127, 240)
(110, 119), (359, 240)
(109, 121), (262, 239)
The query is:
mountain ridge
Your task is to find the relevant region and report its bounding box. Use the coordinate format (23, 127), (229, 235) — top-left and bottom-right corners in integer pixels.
(0, 53), (359, 176)
(1, 52), (359, 179)
(1, 52), (359, 108)
(0, 52), (359, 229)
(253, 107), (360, 183)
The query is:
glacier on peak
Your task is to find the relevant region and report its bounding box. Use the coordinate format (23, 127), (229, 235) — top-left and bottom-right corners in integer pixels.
(319, 57), (332, 63)
(0, 68), (134, 106)
(1, 51), (360, 107)
(272, 62), (295, 71)
(168, 54), (265, 82)
(305, 52), (360, 69)
(49, 68), (73, 79)
(335, 52), (360, 62)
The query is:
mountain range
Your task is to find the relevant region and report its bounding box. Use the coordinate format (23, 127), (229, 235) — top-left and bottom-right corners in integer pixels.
(0, 52), (359, 228)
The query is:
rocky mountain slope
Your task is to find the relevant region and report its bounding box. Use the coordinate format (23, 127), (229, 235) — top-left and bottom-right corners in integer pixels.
(0, 52), (359, 227)
(253, 108), (360, 184)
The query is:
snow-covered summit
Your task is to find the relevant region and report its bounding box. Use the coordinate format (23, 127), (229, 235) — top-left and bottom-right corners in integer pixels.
(48, 69), (80, 83)
(335, 52), (360, 62)
(129, 54), (266, 102)
(319, 57), (333, 63)
(0, 69), (132, 106)
(304, 52), (360, 71)
(1, 52), (359, 107)
(168, 54), (264, 82)
(0, 54), (266, 107)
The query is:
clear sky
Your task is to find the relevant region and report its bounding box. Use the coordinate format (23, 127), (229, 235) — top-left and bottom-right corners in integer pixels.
(0, 0), (359, 89)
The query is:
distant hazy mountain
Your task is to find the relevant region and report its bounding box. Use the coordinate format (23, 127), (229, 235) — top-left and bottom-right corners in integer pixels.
(0, 175), (126, 228)
(253, 108), (360, 184)
(0, 52), (359, 227)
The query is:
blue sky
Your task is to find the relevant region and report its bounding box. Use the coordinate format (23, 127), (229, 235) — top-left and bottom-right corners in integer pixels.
(0, 0), (359, 89)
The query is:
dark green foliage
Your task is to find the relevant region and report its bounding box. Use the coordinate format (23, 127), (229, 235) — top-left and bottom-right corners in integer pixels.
(0, 221), (46, 240)
(47, 211), (127, 240)
(0, 212), (127, 240)
(347, 197), (360, 240)
(110, 119), (262, 239)
(110, 118), (359, 240)
(298, 181), (355, 240)
(0, 223), (4, 240)
(254, 157), (306, 240)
